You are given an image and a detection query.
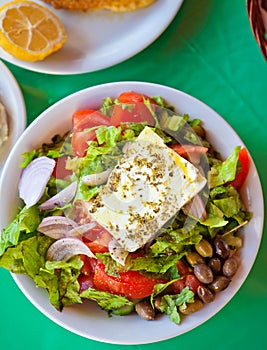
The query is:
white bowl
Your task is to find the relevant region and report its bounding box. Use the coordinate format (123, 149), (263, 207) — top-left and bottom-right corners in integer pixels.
(0, 61), (26, 174)
(0, 82), (264, 344)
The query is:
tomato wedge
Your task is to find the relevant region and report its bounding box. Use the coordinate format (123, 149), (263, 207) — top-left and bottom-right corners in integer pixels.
(71, 109), (111, 157)
(93, 261), (166, 299)
(117, 91), (155, 104)
(78, 255), (97, 293)
(110, 91), (155, 126)
(172, 274), (202, 294)
(228, 147), (250, 190)
(71, 129), (96, 157)
(170, 144), (208, 159)
(51, 155), (72, 179)
(72, 109), (111, 131)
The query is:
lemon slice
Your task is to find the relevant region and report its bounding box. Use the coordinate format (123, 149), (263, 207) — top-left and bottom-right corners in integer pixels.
(42, 0), (156, 12)
(0, 0), (67, 62)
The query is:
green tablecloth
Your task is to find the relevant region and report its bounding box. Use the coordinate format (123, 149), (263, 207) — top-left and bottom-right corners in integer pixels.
(1, 0), (266, 349)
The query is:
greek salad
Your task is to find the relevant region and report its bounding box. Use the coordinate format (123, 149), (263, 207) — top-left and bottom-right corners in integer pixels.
(0, 91), (251, 324)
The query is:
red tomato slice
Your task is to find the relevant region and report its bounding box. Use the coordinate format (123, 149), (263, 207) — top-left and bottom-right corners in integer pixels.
(184, 274), (202, 294)
(172, 274), (202, 294)
(117, 91), (155, 104)
(83, 224), (112, 254)
(171, 276), (186, 294)
(71, 109), (111, 157)
(78, 274), (95, 293)
(51, 156), (72, 179)
(170, 144), (208, 159)
(78, 255), (97, 292)
(71, 129), (96, 157)
(72, 110), (111, 132)
(176, 260), (192, 276)
(172, 261), (200, 294)
(110, 91), (155, 126)
(93, 261), (166, 299)
(85, 231), (111, 254)
(110, 104), (154, 126)
(86, 242), (109, 254)
(228, 147), (250, 190)
(80, 255), (96, 275)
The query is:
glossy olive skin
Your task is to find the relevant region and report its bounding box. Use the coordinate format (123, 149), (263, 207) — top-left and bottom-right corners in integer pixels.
(139, 237), (240, 322)
(208, 257), (222, 275)
(179, 299), (203, 315)
(214, 239), (230, 259)
(197, 285), (215, 303)
(194, 263), (214, 284)
(184, 237), (240, 314)
(195, 239), (213, 258)
(186, 252), (205, 266)
(223, 257), (238, 277)
(135, 300), (155, 320)
(209, 276), (231, 293)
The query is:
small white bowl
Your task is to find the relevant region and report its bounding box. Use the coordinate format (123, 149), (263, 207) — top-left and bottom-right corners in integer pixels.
(0, 82), (264, 345)
(0, 61), (26, 174)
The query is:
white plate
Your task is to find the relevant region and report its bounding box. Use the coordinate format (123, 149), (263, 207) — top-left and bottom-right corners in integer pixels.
(0, 82), (264, 344)
(0, 60), (26, 176)
(0, 0), (184, 75)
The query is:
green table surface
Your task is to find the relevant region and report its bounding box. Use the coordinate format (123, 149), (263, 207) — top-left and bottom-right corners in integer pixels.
(1, 0), (267, 349)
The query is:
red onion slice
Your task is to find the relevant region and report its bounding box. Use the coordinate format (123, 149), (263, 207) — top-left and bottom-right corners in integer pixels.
(68, 222), (96, 237)
(81, 169), (112, 186)
(38, 216), (78, 239)
(19, 156), (56, 208)
(38, 181), (77, 210)
(46, 237), (95, 261)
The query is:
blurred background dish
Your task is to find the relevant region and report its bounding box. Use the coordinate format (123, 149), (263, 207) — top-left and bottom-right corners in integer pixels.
(0, 60), (26, 176)
(0, 0), (184, 74)
(0, 81), (263, 344)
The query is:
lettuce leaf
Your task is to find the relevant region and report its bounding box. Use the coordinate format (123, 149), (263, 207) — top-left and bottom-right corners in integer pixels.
(38, 257), (83, 310)
(80, 288), (134, 315)
(150, 227), (202, 257)
(0, 205), (41, 256)
(201, 202), (229, 228)
(96, 126), (122, 146)
(20, 133), (72, 168)
(151, 279), (180, 301)
(156, 287), (194, 324)
(0, 233), (83, 311)
(208, 146), (240, 189)
(129, 254), (184, 275)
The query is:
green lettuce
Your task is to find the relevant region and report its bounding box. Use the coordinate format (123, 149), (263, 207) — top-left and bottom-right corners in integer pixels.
(129, 254), (185, 275)
(0, 233), (84, 311)
(208, 146), (240, 188)
(80, 288), (134, 315)
(38, 257), (83, 310)
(20, 133), (72, 168)
(150, 226), (202, 257)
(201, 184), (250, 239)
(151, 279), (180, 301)
(0, 205), (41, 256)
(96, 125), (122, 146)
(156, 287), (194, 324)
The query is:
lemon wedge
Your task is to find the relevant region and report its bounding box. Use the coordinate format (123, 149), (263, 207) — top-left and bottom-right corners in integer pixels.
(0, 0), (67, 62)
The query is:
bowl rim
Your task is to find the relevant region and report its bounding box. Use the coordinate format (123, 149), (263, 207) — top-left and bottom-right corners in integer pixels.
(0, 81), (264, 344)
(0, 60), (26, 172)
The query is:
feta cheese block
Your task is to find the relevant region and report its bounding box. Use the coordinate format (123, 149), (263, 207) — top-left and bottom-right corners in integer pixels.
(89, 126), (207, 252)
